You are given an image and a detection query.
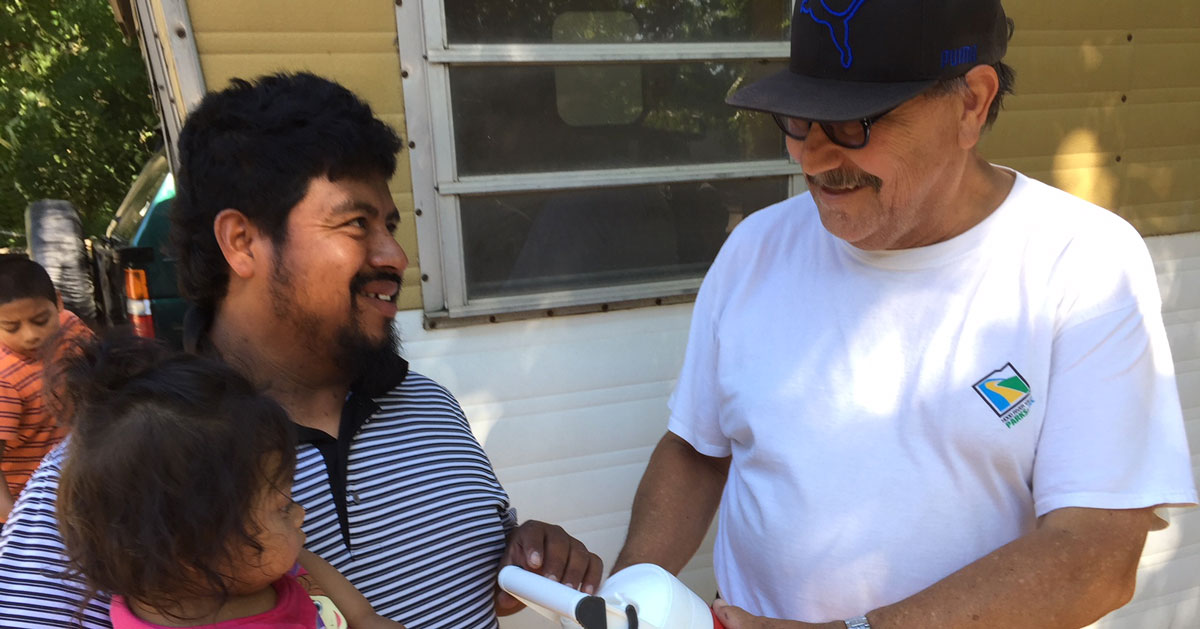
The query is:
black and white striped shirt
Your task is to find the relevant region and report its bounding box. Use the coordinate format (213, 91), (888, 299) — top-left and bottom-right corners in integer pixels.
(0, 370), (517, 628)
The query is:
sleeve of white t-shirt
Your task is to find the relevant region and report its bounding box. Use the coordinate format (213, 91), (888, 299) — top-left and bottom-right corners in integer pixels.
(1031, 225), (1198, 517)
(666, 231), (739, 459)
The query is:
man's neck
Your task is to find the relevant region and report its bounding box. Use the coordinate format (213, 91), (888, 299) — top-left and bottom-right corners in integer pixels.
(209, 307), (349, 437)
(947, 156), (1016, 238)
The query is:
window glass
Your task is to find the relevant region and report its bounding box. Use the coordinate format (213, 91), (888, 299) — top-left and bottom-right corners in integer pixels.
(451, 60), (787, 175)
(553, 12), (644, 126)
(460, 177), (788, 299)
(108, 153), (169, 242)
(445, 1), (791, 44)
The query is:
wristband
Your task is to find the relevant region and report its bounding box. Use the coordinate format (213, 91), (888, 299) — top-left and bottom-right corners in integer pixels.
(844, 615), (871, 629)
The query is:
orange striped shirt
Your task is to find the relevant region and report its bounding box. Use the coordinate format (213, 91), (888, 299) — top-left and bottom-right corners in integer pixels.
(0, 310), (87, 499)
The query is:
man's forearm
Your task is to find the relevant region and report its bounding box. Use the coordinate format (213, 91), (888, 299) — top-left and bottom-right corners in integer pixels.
(716, 507), (1156, 629)
(613, 431), (729, 574)
(865, 507), (1153, 629)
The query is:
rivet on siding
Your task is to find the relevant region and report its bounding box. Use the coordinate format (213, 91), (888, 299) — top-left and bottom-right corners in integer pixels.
(420, 274), (429, 282)
(1115, 155), (1122, 163)
(1126, 33), (1133, 42)
(414, 208), (423, 216)
(655, 298), (663, 306)
(395, 0), (403, 6)
(429, 320), (438, 329)
(408, 141), (416, 149)
(1120, 94), (1127, 103)
(601, 304), (610, 312)
(546, 309), (555, 317)
(174, 25), (187, 39)
(489, 315), (497, 323)
(401, 70), (410, 78)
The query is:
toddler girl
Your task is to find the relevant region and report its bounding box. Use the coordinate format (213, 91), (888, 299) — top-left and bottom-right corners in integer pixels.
(55, 334), (402, 628)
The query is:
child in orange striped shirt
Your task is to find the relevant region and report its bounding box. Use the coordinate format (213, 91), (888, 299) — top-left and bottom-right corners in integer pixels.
(0, 255), (88, 521)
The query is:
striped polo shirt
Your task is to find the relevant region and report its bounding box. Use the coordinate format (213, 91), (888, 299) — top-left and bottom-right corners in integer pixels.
(0, 366), (517, 628)
(0, 310), (85, 502)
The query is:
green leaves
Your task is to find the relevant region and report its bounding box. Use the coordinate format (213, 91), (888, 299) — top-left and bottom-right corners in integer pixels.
(0, 0), (158, 248)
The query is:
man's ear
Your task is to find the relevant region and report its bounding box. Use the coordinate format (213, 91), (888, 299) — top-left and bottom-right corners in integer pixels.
(213, 209), (265, 280)
(958, 64), (1000, 149)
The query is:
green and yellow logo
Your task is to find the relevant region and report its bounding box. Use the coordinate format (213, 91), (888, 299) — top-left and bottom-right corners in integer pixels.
(973, 363), (1034, 428)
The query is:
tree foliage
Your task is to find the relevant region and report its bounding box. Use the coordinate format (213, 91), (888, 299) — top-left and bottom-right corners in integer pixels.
(0, 0), (158, 248)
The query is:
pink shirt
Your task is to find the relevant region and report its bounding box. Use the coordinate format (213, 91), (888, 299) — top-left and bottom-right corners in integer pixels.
(109, 575), (317, 629)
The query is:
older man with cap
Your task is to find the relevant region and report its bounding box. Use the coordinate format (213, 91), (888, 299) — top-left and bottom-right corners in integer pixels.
(612, 2), (1197, 628)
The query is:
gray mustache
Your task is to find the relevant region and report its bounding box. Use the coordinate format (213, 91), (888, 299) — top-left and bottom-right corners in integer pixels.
(808, 170), (882, 191)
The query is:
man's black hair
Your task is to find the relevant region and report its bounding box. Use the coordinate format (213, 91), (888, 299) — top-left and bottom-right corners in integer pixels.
(169, 72), (403, 314)
(0, 254), (57, 306)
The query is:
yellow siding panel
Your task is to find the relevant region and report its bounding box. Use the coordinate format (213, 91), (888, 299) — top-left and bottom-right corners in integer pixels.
(399, 268), (422, 311)
(1121, 103), (1200, 149)
(979, 107), (1126, 161)
(1123, 201), (1200, 237)
(1122, 159), (1200, 206)
(1004, 1), (1200, 30)
(196, 32), (397, 55)
(199, 54), (405, 117)
(187, 0), (395, 33)
(1130, 42), (1200, 90)
(1004, 43), (1132, 95)
(1005, 1), (1138, 30)
(990, 0), (1200, 235)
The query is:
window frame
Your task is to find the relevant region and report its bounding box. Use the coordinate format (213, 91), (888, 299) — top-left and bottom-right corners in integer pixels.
(395, 0), (803, 318)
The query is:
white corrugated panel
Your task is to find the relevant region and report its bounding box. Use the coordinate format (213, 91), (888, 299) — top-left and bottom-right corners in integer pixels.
(1093, 232), (1200, 629)
(399, 304), (706, 629)
(398, 231), (1199, 629)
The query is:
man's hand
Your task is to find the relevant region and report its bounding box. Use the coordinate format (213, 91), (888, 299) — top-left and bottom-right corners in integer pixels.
(712, 600), (841, 629)
(495, 520), (603, 615)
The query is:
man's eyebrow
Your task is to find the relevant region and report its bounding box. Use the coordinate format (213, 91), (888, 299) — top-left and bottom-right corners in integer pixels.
(328, 200), (402, 223)
(328, 199), (382, 218)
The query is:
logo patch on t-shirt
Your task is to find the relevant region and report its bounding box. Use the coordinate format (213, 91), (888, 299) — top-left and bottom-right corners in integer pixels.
(973, 363), (1034, 428)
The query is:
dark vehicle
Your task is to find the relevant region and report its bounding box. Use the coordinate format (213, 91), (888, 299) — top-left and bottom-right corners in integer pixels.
(89, 152), (185, 348)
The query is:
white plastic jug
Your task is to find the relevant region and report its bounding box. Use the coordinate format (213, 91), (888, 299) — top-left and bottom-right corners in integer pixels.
(498, 563), (724, 629)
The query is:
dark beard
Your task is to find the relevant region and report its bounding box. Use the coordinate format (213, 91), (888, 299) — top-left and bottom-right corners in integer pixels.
(268, 256), (404, 386)
(331, 297), (402, 379)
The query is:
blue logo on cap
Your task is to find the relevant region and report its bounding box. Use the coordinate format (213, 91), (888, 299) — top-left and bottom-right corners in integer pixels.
(800, 0), (868, 69)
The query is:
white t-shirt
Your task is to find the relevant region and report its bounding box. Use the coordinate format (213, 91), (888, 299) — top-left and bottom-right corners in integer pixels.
(668, 170), (1197, 622)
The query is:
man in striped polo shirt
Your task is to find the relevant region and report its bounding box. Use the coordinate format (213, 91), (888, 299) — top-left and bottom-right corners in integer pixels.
(0, 73), (601, 628)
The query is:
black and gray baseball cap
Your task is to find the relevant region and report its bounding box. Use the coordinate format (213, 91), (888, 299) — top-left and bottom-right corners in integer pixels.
(728, 0), (1011, 122)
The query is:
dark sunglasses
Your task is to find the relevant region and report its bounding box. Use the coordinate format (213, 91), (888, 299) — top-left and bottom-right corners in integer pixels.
(771, 108), (895, 149)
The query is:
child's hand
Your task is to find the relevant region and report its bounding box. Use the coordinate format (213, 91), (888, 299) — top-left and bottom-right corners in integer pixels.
(295, 570), (327, 597)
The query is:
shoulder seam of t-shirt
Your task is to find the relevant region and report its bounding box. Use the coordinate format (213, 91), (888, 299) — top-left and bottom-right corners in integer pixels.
(667, 416), (731, 458)
(1034, 490), (1199, 518)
